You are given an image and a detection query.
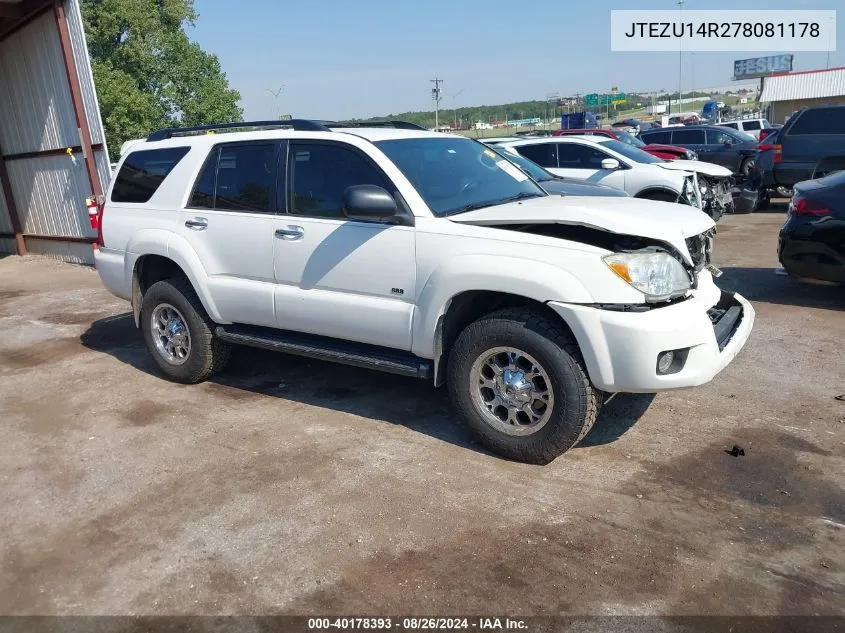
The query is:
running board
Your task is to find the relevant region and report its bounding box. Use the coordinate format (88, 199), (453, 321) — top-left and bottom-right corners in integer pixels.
(215, 324), (432, 379)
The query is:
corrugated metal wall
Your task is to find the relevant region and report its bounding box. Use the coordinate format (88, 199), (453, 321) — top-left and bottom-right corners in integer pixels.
(0, 0), (111, 264)
(0, 177), (13, 236)
(0, 12), (80, 155)
(6, 154), (95, 237)
(65, 0), (105, 150)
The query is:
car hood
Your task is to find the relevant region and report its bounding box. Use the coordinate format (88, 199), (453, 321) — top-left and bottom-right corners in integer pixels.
(540, 178), (628, 197)
(656, 160), (732, 178)
(448, 195), (714, 257)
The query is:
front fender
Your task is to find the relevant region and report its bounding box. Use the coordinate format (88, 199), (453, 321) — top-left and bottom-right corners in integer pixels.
(411, 254), (594, 359)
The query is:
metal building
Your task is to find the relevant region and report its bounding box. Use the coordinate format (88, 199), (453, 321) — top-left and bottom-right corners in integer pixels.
(760, 66), (845, 124)
(0, 0), (109, 264)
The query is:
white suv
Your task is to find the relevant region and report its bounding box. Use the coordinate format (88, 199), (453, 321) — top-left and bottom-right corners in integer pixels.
(93, 119), (754, 464)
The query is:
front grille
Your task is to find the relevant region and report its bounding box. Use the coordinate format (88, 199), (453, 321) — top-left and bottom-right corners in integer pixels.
(685, 228), (715, 273)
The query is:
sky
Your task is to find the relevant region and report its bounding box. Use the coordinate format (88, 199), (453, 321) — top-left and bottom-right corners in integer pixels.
(190, 0), (843, 121)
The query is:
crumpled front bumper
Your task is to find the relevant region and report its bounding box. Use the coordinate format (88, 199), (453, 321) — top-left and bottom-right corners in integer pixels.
(548, 273), (755, 393)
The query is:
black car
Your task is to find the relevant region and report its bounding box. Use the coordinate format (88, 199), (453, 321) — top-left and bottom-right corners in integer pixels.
(768, 105), (845, 190)
(639, 125), (758, 176)
(778, 170), (845, 285)
(492, 146), (629, 198)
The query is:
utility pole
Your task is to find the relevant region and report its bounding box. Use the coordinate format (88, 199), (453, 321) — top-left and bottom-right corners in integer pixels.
(677, 0), (684, 111)
(430, 77), (443, 130)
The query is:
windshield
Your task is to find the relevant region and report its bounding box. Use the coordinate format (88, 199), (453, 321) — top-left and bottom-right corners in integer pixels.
(595, 139), (663, 164)
(615, 130), (646, 148)
(375, 137), (546, 216)
(492, 148), (553, 182)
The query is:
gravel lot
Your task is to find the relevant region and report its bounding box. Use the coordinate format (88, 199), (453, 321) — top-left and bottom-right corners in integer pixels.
(0, 209), (843, 616)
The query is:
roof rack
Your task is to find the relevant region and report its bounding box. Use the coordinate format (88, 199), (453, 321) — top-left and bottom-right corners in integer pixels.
(146, 119), (330, 141)
(322, 120), (429, 131)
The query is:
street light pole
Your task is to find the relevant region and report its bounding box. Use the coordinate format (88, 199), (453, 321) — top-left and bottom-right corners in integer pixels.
(677, 0), (684, 112)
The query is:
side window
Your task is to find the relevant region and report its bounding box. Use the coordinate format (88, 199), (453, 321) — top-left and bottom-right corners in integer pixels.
(707, 129), (737, 145)
(289, 143), (392, 219)
(514, 143), (556, 168)
(641, 130), (670, 144)
(744, 120), (761, 131)
(215, 143), (277, 212)
(671, 129), (706, 144)
(111, 147), (190, 203)
(556, 143), (609, 169)
(788, 107), (845, 135)
(189, 148), (218, 209)
(721, 122), (738, 130)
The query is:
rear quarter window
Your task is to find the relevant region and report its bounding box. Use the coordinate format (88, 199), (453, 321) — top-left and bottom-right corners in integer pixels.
(787, 107), (845, 135)
(110, 147), (191, 203)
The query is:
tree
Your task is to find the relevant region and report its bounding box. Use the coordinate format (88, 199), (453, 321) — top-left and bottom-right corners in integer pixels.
(81, 0), (242, 158)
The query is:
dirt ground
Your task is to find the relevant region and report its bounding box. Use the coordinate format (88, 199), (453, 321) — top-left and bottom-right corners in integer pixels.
(0, 208), (843, 616)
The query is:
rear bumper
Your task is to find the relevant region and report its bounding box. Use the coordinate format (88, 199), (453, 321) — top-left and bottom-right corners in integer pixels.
(778, 223), (845, 284)
(93, 247), (131, 301)
(548, 280), (755, 393)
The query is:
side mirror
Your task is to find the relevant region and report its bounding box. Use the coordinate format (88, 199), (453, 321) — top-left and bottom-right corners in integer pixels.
(342, 185), (398, 222)
(601, 158), (620, 170)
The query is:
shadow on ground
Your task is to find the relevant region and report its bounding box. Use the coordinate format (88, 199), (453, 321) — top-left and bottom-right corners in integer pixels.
(80, 314), (652, 458)
(719, 267), (845, 310)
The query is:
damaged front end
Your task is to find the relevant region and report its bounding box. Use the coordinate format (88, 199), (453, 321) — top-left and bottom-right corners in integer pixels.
(698, 175), (735, 221)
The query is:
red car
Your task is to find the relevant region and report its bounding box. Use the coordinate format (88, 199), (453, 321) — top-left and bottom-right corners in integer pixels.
(551, 128), (697, 161)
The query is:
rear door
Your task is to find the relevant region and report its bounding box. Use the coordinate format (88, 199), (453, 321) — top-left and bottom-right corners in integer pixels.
(272, 140), (415, 350)
(176, 141), (281, 327)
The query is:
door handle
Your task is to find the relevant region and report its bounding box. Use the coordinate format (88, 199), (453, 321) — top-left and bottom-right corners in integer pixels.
(275, 226), (304, 241)
(185, 217), (208, 230)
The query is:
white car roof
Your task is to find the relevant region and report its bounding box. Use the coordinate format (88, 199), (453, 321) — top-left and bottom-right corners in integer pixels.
(499, 136), (606, 148)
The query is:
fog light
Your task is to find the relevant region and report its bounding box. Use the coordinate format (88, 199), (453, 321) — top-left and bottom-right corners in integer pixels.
(657, 351), (675, 374)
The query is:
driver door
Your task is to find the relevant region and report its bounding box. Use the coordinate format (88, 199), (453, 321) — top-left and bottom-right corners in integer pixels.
(548, 142), (627, 190)
(272, 140), (415, 351)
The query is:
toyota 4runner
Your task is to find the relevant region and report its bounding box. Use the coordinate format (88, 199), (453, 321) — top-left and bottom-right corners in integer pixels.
(93, 119), (755, 464)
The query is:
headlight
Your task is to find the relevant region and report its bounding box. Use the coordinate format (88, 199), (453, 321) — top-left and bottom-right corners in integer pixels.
(686, 150), (698, 160)
(603, 252), (691, 301)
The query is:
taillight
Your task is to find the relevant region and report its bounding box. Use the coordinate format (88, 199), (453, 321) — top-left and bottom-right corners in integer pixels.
(792, 195), (830, 216)
(773, 144), (782, 164)
(758, 143), (774, 151)
(759, 129), (770, 142)
(96, 202), (105, 247)
(86, 196), (99, 230)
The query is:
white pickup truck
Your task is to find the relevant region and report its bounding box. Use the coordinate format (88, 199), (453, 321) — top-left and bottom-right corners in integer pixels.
(92, 120), (754, 464)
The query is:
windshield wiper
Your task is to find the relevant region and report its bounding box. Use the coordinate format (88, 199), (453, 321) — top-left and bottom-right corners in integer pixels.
(448, 192), (543, 215)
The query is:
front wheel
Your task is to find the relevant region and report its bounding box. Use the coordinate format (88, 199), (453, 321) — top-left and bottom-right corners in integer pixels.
(447, 308), (599, 464)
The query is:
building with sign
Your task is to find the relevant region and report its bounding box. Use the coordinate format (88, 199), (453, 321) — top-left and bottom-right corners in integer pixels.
(759, 66), (845, 124)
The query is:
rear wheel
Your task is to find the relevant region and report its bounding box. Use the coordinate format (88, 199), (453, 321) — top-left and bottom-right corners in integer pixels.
(447, 307), (599, 464)
(140, 277), (230, 384)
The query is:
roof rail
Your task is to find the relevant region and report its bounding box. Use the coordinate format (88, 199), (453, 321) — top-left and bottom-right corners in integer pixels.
(323, 120), (429, 131)
(146, 119), (330, 141)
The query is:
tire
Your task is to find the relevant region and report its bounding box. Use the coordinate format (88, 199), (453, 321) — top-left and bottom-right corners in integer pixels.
(140, 277), (231, 384)
(447, 307), (599, 464)
(740, 157), (755, 178)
